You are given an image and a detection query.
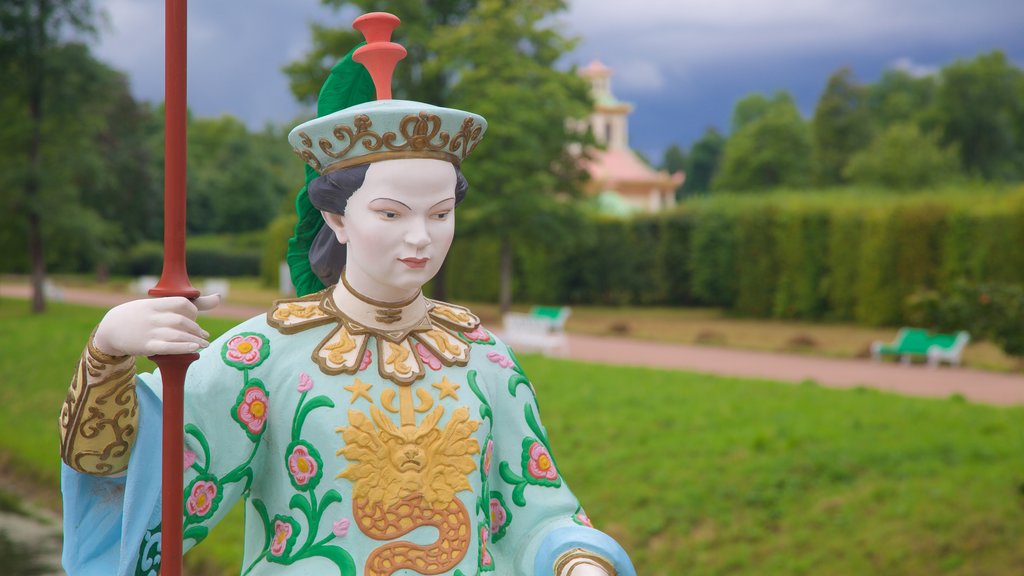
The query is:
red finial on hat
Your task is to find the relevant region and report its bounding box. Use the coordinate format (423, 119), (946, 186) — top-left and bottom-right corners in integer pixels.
(352, 12), (407, 100)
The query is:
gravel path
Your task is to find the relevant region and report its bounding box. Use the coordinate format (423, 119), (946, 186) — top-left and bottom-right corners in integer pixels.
(0, 503), (64, 575)
(4, 283), (1022, 406)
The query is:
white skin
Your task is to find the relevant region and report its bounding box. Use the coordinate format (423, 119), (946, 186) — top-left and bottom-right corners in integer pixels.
(320, 158), (458, 303)
(93, 294), (220, 357)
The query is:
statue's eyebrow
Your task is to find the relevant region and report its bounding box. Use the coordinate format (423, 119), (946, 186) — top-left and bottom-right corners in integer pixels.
(370, 198), (411, 210)
(431, 197), (457, 209)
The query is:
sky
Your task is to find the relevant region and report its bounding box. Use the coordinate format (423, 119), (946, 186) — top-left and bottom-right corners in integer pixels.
(93, 0), (1024, 162)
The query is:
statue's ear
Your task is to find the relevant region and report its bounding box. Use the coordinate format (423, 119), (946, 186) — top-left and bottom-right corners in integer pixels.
(320, 210), (348, 245)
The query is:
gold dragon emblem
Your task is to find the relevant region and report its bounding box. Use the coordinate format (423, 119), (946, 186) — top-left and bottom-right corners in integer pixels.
(337, 405), (481, 575)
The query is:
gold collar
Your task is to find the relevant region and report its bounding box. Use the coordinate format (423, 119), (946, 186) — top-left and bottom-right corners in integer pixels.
(267, 285), (481, 385)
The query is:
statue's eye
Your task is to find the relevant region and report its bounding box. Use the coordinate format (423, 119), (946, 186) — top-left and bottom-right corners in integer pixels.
(378, 210), (398, 220)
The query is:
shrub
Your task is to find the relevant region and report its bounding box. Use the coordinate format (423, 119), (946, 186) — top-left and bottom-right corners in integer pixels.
(909, 281), (1024, 360)
(260, 214), (297, 288)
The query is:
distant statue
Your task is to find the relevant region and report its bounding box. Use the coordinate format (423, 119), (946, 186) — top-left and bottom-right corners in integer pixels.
(58, 12), (634, 576)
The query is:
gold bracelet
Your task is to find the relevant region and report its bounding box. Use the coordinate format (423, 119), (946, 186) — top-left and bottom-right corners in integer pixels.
(87, 328), (130, 364)
(59, 332), (139, 476)
(554, 549), (616, 576)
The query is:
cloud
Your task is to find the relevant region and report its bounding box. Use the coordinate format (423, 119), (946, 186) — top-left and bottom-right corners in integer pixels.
(566, 0), (1024, 72)
(88, 0), (1024, 152)
(889, 57), (939, 78)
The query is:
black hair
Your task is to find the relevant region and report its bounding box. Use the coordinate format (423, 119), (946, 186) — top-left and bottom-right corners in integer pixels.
(305, 162), (469, 288)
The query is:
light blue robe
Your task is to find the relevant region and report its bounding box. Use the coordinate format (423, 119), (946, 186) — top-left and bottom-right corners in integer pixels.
(61, 302), (634, 576)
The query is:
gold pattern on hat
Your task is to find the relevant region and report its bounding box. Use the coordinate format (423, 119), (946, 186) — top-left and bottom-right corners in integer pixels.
(299, 111), (485, 174)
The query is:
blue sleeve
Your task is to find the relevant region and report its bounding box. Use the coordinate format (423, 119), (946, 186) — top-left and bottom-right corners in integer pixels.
(62, 326), (272, 575)
(61, 381), (164, 576)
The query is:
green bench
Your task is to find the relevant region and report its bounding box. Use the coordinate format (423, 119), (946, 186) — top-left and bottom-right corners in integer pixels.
(502, 306), (571, 356)
(870, 328), (970, 367)
(528, 306), (571, 330)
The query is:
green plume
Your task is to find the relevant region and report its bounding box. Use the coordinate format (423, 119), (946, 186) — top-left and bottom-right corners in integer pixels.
(286, 43), (375, 297)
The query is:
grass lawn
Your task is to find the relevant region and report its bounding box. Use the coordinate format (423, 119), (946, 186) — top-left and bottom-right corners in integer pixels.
(5, 274), (1019, 372)
(2, 298), (1023, 575)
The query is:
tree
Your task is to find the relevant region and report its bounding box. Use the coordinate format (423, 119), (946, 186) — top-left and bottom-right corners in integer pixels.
(0, 42), (137, 277)
(660, 143), (686, 199)
(285, 0), (478, 107)
(865, 68), (936, 130)
(843, 122), (961, 190)
(811, 67), (871, 186)
(433, 0), (591, 313)
(714, 93), (811, 191)
(730, 91), (795, 133)
(683, 127), (725, 194)
(0, 0), (96, 312)
(185, 115), (290, 235)
(930, 51), (1024, 181)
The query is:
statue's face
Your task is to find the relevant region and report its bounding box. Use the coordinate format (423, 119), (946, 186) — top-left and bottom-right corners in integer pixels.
(323, 158), (457, 301)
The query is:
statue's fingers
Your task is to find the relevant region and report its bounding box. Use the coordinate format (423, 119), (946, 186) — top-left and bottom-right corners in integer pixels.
(163, 314), (209, 339)
(194, 294), (221, 312)
(149, 340), (204, 356)
(149, 296), (193, 312)
(151, 327), (209, 349)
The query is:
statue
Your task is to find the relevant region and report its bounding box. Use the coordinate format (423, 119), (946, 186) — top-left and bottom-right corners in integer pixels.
(58, 12), (634, 576)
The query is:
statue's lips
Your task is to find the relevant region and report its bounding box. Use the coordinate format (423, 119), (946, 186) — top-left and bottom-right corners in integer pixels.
(400, 258), (428, 269)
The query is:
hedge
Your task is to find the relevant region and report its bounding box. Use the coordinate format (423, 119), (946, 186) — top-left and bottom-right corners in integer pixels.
(114, 232), (264, 277)
(436, 186), (1024, 326)
(251, 186), (1023, 327)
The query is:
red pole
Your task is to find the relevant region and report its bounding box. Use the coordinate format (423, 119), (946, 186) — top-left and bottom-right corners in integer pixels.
(150, 0), (197, 574)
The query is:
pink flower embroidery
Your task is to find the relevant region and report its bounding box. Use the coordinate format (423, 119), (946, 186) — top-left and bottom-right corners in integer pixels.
(464, 325), (491, 342)
(359, 349), (372, 371)
(526, 441), (558, 481)
(237, 386), (269, 436)
(416, 342), (442, 370)
(270, 519), (294, 557)
(288, 444), (319, 486)
(332, 518), (350, 537)
(576, 511), (594, 528)
(186, 480), (217, 517)
(483, 439), (494, 475)
(183, 449), (197, 471)
(489, 498), (507, 535)
(297, 372), (314, 393)
(480, 526), (493, 566)
(225, 334), (264, 366)
(486, 351), (514, 369)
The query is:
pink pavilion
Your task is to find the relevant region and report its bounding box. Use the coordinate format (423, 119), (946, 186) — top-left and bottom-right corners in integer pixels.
(578, 60), (684, 214)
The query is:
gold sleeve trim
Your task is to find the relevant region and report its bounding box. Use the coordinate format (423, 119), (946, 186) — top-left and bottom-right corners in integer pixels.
(59, 333), (139, 476)
(554, 549), (616, 576)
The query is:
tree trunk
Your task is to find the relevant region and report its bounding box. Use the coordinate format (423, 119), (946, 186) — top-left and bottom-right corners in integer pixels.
(499, 235), (512, 315)
(27, 1), (48, 314)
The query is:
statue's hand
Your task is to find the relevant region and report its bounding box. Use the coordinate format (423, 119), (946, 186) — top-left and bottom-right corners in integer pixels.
(93, 295), (221, 357)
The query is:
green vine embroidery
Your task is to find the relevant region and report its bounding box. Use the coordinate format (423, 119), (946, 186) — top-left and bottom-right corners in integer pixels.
(468, 369), (498, 572)
(498, 403), (562, 506)
(242, 372), (355, 575)
(134, 524), (161, 576)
